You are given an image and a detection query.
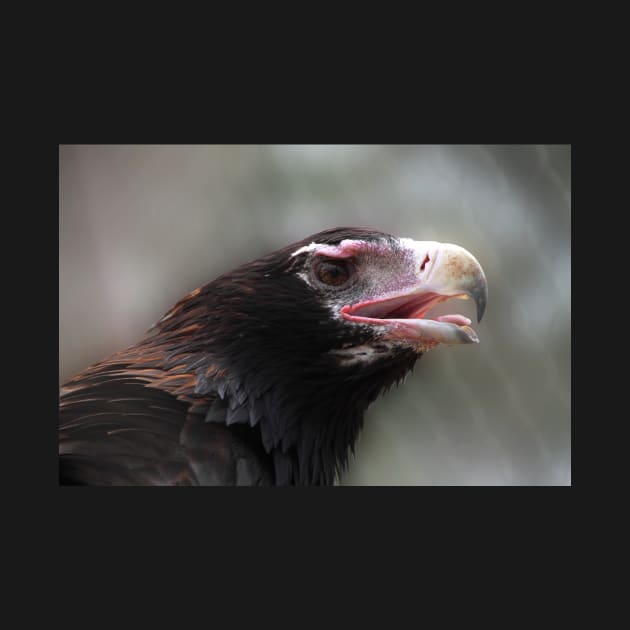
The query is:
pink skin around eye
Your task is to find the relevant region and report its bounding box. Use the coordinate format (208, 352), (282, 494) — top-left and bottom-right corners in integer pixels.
(312, 240), (389, 259)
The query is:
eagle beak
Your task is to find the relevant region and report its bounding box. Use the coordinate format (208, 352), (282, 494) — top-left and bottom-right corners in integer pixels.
(420, 242), (488, 324)
(342, 239), (488, 349)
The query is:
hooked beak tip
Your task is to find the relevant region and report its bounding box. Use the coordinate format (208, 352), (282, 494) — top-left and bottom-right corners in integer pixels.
(474, 284), (487, 323)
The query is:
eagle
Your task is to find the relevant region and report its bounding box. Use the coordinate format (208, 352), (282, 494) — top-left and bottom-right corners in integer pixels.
(59, 227), (487, 485)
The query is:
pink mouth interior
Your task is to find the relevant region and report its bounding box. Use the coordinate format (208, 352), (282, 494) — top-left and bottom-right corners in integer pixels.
(342, 292), (472, 327)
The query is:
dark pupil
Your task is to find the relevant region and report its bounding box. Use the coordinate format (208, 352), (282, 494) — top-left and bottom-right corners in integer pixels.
(318, 261), (349, 286)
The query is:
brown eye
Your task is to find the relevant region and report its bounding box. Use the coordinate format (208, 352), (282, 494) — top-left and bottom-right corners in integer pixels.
(315, 259), (353, 287)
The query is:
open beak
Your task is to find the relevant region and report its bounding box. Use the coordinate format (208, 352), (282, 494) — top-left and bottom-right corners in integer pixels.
(341, 241), (488, 349)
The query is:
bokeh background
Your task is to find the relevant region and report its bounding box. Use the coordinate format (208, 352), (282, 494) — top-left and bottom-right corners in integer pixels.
(59, 145), (571, 485)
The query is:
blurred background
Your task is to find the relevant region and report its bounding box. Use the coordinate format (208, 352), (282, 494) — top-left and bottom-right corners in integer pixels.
(59, 145), (571, 485)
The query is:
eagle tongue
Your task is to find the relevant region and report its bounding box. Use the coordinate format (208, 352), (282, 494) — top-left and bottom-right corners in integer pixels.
(435, 314), (472, 326)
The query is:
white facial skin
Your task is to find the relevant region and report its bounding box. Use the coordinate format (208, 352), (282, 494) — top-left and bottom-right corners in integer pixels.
(290, 237), (487, 355)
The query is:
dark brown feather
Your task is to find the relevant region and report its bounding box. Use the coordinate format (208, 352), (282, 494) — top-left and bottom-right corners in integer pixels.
(59, 227), (420, 485)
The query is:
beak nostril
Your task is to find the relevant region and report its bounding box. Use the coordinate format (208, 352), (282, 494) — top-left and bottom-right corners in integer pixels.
(420, 254), (430, 272)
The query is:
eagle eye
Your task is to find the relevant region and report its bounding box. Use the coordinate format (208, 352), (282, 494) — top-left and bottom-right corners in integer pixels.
(314, 259), (354, 288)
